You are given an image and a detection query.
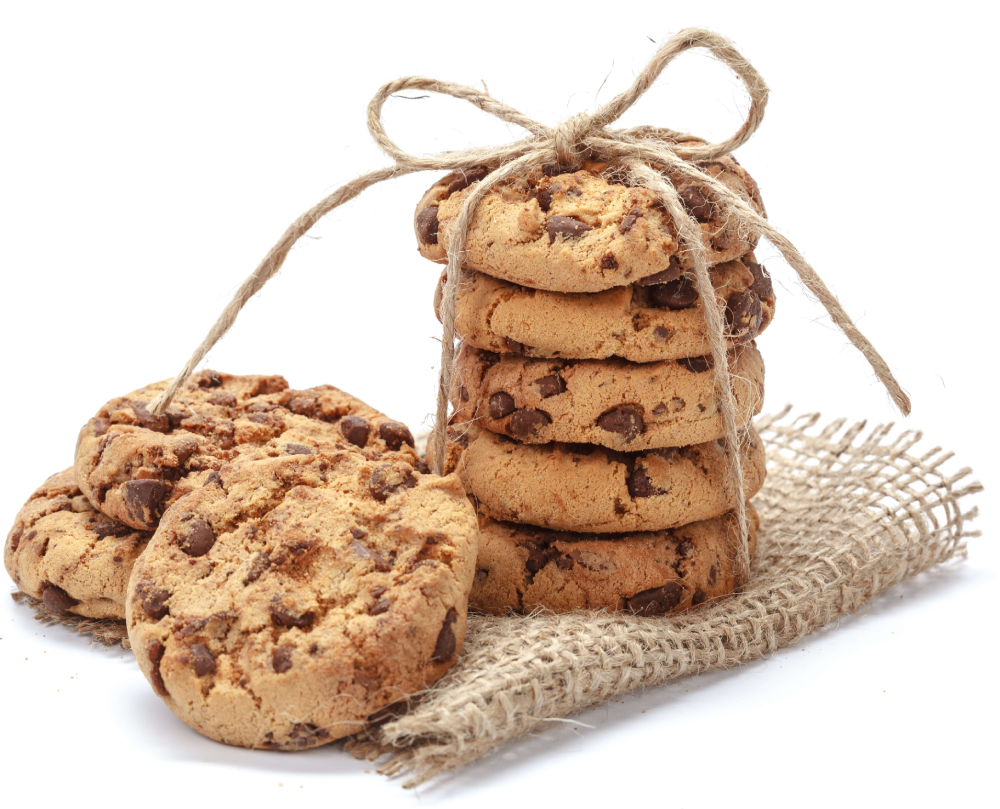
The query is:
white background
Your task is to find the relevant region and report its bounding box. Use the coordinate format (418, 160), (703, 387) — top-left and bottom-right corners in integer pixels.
(1, 1), (996, 806)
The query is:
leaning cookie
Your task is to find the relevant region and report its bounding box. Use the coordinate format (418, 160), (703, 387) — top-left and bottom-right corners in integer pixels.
(75, 370), (419, 530)
(470, 504), (758, 615)
(415, 153), (764, 293)
(126, 449), (478, 750)
(456, 425), (766, 533)
(451, 343), (764, 451)
(437, 254), (775, 363)
(4, 469), (151, 619)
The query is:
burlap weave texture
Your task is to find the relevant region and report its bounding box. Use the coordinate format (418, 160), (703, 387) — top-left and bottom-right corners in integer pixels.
(11, 409), (980, 787)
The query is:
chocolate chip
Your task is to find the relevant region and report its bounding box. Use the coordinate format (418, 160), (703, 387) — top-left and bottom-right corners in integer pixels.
(488, 392), (516, 419)
(90, 417), (111, 437)
(692, 589), (707, 606)
(8, 525), (23, 552)
(671, 397), (686, 411)
(508, 409), (552, 439)
(446, 166), (488, 196)
(459, 385), (469, 402)
(243, 552), (270, 585)
(601, 253), (618, 270)
(179, 519), (215, 557)
(650, 276), (698, 310)
(678, 185), (714, 222)
(285, 443), (315, 455)
(89, 520), (137, 539)
(554, 555), (574, 570)
(340, 415), (371, 447)
(368, 464), (417, 502)
(653, 326), (672, 340)
(369, 599), (392, 616)
(140, 586), (171, 620)
(619, 206), (643, 234)
(636, 257), (683, 286)
(503, 337), (527, 354)
(416, 207), (439, 245)
(351, 528), (367, 540)
(41, 584), (78, 613)
(272, 646), (294, 674)
(679, 355), (713, 373)
(530, 187), (553, 212)
(190, 643), (216, 677)
(351, 539), (392, 572)
(271, 603), (315, 629)
(676, 539), (694, 557)
(709, 565), (718, 585)
(430, 608), (458, 662)
(745, 260), (773, 300)
(131, 402), (171, 433)
(203, 470), (222, 488)
(725, 290), (763, 342)
(147, 640), (168, 696)
(197, 371), (224, 388)
(546, 215), (593, 244)
(378, 421), (414, 451)
(596, 405), (645, 442)
(535, 375), (566, 399)
(626, 582), (684, 616)
(122, 479), (166, 525)
(627, 466), (666, 498)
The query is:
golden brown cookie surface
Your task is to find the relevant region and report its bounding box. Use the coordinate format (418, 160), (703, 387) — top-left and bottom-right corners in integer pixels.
(451, 342), (764, 451)
(471, 504), (758, 615)
(456, 425), (766, 533)
(415, 156), (765, 293)
(4, 468), (151, 619)
(75, 370), (418, 530)
(439, 253), (775, 362)
(126, 449), (478, 750)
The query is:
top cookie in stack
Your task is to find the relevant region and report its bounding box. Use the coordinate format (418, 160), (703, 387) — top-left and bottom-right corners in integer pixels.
(414, 153), (775, 616)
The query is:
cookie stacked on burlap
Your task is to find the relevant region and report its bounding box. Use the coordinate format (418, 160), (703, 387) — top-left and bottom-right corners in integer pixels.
(5, 370), (479, 750)
(415, 151), (775, 616)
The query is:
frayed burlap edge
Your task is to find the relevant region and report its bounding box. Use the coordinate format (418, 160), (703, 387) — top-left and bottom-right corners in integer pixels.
(9, 409), (982, 786)
(10, 591), (131, 649)
(345, 407), (981, 786)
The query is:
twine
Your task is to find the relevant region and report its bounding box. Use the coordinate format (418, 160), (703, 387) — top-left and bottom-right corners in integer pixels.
(146, 28), (912, 580)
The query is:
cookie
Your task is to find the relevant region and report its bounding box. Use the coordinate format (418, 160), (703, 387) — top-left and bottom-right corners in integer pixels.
(126, 448), (478, 750)
(437, 253), (775, 363)
(451, 342), (764, 451)
(455, 425), (766, 533)
(75, 370), (419, 530)
(414, 154), (764, 293)
(4, 468), (151, 619)
(470, 503), (758, 615)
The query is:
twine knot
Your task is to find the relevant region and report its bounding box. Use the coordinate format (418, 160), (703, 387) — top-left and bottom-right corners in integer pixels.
(552, 112), (595, 167)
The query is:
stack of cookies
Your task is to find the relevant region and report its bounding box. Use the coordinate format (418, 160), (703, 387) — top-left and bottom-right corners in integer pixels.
(5, 371), (479, 750)
(414, 149), (776, 616)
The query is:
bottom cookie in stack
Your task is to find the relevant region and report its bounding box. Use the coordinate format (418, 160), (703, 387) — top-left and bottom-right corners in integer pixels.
(470, 504), (757, 616)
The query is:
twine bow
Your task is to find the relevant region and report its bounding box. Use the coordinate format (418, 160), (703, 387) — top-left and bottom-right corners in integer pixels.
(148, 28), (910, 586)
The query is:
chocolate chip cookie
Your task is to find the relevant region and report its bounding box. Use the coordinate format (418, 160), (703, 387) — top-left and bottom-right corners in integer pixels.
(415, 154), (764, 293)
(437, 253), (774, 363)
(76, 371), (418, 530)
(455, 425), (766, 533)
(126, 448), (478, 750)
(451, 341), (764, 451)
(4, 468), (151, 619)
(470, 503), (758, 615)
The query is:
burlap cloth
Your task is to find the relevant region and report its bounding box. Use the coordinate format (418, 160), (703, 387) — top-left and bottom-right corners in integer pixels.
(12, 408), (981, 786)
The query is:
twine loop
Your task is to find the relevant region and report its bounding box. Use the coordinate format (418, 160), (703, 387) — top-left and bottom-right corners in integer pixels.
(146, 28), (911, 588)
